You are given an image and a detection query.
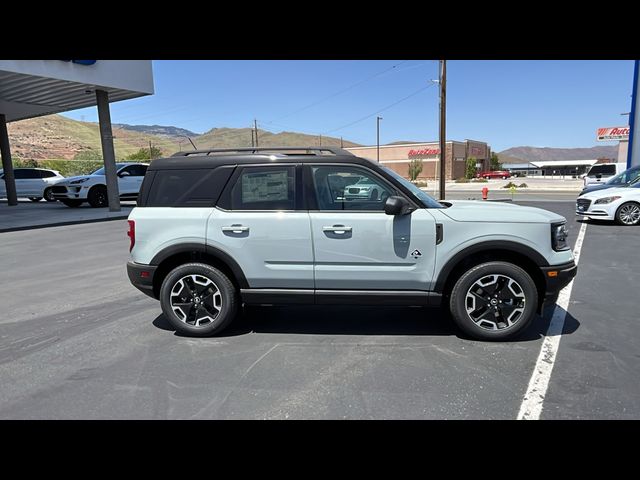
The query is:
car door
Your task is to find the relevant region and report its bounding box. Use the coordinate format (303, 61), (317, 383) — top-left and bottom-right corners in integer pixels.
(206, 164), (314, 289)
(118, 164), (147, 198)
(306, 164), (437, 291)
(14, 169), (41, 196)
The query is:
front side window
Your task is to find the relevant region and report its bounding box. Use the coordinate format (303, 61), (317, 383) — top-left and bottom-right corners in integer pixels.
(310, 165), (395, 211)
(230, 166), (295, 210)
(121, 164), (148, 177)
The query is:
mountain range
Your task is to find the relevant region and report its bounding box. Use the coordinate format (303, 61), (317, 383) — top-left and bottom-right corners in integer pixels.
(5, 114), (622, 163)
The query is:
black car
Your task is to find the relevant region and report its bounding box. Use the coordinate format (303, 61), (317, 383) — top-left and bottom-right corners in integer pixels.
(579, 165), (640, 196)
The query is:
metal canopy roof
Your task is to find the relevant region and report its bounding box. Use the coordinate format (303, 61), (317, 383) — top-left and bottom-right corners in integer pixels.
(0, 60), (154, 122)
(530, 159), (599, 168)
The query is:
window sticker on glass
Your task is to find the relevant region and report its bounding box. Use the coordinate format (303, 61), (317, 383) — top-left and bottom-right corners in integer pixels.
(242, 171), (289, 203)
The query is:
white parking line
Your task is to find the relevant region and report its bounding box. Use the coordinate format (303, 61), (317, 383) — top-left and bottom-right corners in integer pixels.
(517, 221), (588, 420)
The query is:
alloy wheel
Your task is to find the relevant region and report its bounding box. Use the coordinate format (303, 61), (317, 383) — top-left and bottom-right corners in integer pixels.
(618, 203), (640, 225)
(170, 274), (222, 327)
(465, 274), (526, 331)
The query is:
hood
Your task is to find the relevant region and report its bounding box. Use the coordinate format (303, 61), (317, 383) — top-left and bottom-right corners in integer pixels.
(581, 186), (636, 199)
(57, 174), (99, 184)
(439, 200), (565, 224)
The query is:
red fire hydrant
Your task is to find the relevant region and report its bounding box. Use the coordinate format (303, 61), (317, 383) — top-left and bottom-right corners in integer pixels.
(482, 187), (489, 200)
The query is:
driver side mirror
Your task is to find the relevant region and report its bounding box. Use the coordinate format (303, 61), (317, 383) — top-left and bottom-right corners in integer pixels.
(118, 171), (130, 177)
(384, 195), (412, 216)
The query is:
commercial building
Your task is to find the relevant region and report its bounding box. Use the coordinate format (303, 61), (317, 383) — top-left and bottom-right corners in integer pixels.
(345, 139), (491, 180)
(0, 60), (154, 211)
(503, 159), (598, 177)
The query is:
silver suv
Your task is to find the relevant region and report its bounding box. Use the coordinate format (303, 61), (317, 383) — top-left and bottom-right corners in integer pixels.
(127, 147), (576, 341)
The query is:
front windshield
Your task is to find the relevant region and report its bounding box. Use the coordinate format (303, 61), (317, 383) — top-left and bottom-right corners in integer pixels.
(383, 167), (443, 208)
(90, 163), (129, 176)
(606, 166), (640, 185)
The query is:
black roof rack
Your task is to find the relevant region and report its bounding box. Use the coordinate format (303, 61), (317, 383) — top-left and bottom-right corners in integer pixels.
(171, 146), (354, 157)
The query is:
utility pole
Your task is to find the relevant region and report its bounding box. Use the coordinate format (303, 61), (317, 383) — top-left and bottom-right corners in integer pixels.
(439, 60), (447, 200)
(319, 134), (322, 146)
(340, 136), (343, 148)
(251, 126), (255, 147)
(377, 116), (383, 162)
(254, 119), (259, 147)
(149, 140), (153, 160)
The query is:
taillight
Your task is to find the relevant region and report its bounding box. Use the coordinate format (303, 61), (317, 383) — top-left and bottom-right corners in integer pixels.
(127, 220), (135, 252)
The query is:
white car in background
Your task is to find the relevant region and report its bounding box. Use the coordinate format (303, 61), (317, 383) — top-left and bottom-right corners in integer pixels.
(582, 162), (627, 187)
(0, 168), (64, 202)
(52, 162), (149, 208)
(576, 180), (640, 225)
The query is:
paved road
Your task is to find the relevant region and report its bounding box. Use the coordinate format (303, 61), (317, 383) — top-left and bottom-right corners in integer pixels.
(0, 201), (637, 419)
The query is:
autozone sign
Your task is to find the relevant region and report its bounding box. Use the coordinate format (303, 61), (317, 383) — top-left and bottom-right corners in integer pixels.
(408, 148), (440, 157)
(597, 126), (630, 141)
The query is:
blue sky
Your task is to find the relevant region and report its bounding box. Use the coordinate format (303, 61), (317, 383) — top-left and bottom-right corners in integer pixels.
(62, 60), (635, 152)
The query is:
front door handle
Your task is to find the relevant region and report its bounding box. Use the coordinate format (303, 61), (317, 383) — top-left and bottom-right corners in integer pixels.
(222, 225), (249, 234)
(322, 225), (352, 234)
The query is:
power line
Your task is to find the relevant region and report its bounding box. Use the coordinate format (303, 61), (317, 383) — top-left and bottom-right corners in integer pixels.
(323, 82), (437, 135)
(265, 60), (409, 124)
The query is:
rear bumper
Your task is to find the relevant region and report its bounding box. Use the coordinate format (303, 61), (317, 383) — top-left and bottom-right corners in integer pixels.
(541, 261), (577, 301)
(127, 261), (158, 299)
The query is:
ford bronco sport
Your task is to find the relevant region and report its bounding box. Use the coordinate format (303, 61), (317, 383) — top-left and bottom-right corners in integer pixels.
(127, 147), (577, 341)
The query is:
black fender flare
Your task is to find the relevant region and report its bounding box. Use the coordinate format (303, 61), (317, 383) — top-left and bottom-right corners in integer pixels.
(150, 242), (249, 289)
(433, 240), (549, 293)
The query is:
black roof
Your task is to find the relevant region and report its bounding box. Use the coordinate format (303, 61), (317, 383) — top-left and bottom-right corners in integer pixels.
(148, 146), (376, 170)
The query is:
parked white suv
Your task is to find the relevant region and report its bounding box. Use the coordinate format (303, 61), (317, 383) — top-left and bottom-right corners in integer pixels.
(0, 168), (64, 202)
(126, 147), (577, 341)
(52, 162), (149, 207)
(583, 162), (627, 187)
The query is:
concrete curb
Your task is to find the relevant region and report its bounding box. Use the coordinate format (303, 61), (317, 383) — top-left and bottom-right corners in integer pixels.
(0, 214), (129, 233)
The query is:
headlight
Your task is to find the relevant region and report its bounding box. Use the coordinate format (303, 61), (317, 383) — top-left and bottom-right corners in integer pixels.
(594, 196), (621, 204)
(70, 178), (89, 184)
(551, 222), (570, 251)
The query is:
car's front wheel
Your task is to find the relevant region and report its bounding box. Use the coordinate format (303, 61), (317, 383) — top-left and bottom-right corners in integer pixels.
(44, 188), (56, 202)
(88, 185), (108, 208)
(449, 261), (538, 341)
(615, 202), (640, 226)
(160, 263), (238, 337)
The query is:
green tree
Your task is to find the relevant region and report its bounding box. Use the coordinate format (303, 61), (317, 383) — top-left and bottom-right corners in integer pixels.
(125, 146), (163, 161)
(466, 156), (477, 179)
(14, 158), (39, 168)
(408, 159), (423, 181)
(490, 152), (502, 171)
(73, 149), (102, 161)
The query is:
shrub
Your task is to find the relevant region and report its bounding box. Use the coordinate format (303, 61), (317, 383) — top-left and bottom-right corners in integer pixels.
(518, 183), (528, 188)
(471, 178), (488, 183)
(455, 177), (470, 183)
(502, 181), (518, 189)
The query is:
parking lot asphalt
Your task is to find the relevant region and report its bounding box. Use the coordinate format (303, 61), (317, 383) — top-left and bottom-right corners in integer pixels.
(0, 200), (637, 419)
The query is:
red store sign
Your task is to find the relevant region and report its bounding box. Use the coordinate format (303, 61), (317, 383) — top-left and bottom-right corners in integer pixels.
(408, 148), (440, 157)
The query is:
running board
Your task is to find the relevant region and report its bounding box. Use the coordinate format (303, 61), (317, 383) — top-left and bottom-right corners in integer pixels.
(240, 289), (441, 306)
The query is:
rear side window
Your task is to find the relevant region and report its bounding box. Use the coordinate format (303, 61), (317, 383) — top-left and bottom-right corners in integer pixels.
(38, 170), (57, 178)
(588, 164), (616, 176)
(145, 168), (233, 207)
(229, 166), (295, 210)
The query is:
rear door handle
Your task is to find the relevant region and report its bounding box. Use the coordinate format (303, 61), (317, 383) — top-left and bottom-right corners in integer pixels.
(222, 225), (249, 233)
(322, 225), (352, 234)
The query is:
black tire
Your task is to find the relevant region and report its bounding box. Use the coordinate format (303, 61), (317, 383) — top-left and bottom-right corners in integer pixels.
(449, 261), (538, 341)
(160, 262), (238, 337)
(28, 197), (43, 202)
(88, 185), (108, 208)
(44, 188), (56, 202)
(61, 199), (83, 208)
(615, 201), (640, 226)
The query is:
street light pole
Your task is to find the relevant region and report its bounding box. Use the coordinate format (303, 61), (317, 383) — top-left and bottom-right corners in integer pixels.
(439, 60), (447, 200)
(377, 116), (383, 162)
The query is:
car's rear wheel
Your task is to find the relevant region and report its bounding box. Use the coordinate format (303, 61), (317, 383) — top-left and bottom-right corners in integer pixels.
(61, 199), (83, 207)
(28, 197), (43, 202)
(88, 185), (108, 208)
(44, 188), (56, 202)
(160, 263), (238, 337)
(615, 202), (640, 226)
(449, 261), (538, 341)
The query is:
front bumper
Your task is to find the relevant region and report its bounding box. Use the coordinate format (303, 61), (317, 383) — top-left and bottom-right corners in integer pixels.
(575, 199), (615, 220)
(51, 185), (88, 200)
(127, 261), (158, 299)
(541, 260), (577, 301)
